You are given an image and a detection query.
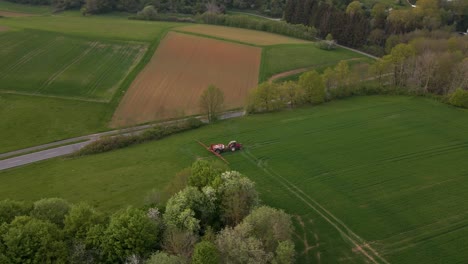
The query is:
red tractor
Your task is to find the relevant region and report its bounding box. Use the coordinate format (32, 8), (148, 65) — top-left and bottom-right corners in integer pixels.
(210, 140), (243, 154)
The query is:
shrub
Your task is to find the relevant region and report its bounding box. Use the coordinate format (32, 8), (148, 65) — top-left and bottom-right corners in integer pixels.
(0, 200), (33, 224)
(449, 88), (468, 108)
(136, 5), (158, 20)
(30, 198), (71, 227)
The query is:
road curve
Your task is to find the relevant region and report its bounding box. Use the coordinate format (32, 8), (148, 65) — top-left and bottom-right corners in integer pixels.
(0, 110), (245, 171)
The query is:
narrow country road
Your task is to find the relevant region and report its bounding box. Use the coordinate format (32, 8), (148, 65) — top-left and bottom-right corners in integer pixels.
(0, 111), (245, 171)
(0, 141), (89, 171)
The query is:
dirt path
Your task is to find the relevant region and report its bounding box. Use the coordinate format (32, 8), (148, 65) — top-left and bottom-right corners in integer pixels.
(0, 26), (9, 32)
(268, 58), (366, 83)
(268, 67), (312, 83)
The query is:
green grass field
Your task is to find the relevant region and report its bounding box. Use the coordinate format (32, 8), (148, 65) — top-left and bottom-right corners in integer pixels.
(0, 29), (146, 101)
(0, 0), (50, 14)
(0, 93), (109, 153)
(0, 14), (182, 41)
(1, 96), (468, 263)
(260, 43), (372, 82)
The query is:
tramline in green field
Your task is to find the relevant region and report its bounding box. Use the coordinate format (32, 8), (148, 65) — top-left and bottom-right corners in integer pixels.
(1, 96), (468, 263)
(0, 30), (146, 101)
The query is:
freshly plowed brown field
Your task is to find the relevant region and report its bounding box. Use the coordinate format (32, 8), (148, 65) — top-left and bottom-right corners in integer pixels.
(178, 24), (310, 46)
(111, 32), (261, 127)
(0, 10), (34, 17)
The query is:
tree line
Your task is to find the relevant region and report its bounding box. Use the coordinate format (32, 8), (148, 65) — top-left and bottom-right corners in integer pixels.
(284, 0), (468, 55)
(0, 160), (295, 263)
(5, 0), (287, 16)
(247, 35), (468, 113)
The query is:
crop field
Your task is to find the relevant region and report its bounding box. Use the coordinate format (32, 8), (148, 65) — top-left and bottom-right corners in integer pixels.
(177, 24), (310, 46)
(260, 43), (372, 82)
(2, 96), (468, 263)
(0, 14), (181, 41)
(0, 29), (146, 101)
(111, 32), (261, 127)
(0, 0), (50, 14)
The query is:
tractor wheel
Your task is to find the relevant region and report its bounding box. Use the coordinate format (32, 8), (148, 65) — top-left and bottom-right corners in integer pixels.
(215, 149), (221, 154)
(231, 147), (236, 152)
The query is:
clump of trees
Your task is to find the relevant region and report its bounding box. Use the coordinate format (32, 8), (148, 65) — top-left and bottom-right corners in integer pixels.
(198, 13), (317, 41)
(0, 160), (295, 263)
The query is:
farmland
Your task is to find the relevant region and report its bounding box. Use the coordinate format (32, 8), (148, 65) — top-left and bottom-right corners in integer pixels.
(0, 29), (146, 101)
(2, 96), (468, 263)
(177, 24), (310, 45)
(260, 43), (372, 82)
(111, 32), (261, 127)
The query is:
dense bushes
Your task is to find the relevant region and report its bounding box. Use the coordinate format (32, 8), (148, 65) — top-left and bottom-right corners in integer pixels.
(449, 89), (468, 109)
(75, 118), (203, 156)
(0, 161), (295, 263)
(198, 13), (317, 41)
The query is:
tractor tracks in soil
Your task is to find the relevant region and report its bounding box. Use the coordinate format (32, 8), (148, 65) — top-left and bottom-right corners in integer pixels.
(241, 149), (390, 264)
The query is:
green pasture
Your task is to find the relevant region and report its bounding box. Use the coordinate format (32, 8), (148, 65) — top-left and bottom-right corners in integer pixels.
(1, 96), (468, 263)
(0, 29), (146, 100)
(260, 43), (372, 82)
(0, 93), (109, 153)
(0, 0), (50, 14)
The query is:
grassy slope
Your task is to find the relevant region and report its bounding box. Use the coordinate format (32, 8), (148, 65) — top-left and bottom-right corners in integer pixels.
(0, 0), (50, 14)
(260, 43), (370, 82)
(0, 94), (108, 153)
(1, 96), (468, 263)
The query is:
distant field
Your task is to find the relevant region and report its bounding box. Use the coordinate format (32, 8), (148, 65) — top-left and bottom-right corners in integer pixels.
(112, 32), (261, 127)
(0, 15), (181, 41)
(260, 43), (371, 82)
(0, 29), (146, 101)
(177, 24), (310, 46)
(2, 96), (468, 263)
(0, 0), (50, 14)
(0, 93), (108, 153)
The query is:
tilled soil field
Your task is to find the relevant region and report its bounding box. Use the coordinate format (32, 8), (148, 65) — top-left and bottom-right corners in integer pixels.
(112, 32), (261, 127)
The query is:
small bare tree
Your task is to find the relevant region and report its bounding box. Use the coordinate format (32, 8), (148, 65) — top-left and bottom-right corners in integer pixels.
(199, 85), (224, 123)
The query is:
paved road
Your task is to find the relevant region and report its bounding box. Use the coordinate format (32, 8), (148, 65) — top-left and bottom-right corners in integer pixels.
(0, 111), (245, 171)
(0, 141), (90, 171)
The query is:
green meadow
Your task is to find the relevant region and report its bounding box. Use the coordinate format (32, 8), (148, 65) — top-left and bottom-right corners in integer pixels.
(1, 96), (468, 263)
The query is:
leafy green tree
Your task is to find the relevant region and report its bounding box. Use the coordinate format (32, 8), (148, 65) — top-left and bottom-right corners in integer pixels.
(279, 81), (305, 107)
(64, 203), (104, 240)
(240, 206), (293, 252)
(189, 160), (222, 189)
(298, 70), (326, 104)
(30, 198), (71, 227)
(247, 82), (283, 113)
(387, 43), (416, 86)
(199, 85), (224, 123)
(273, 240), (295, 264)
(218, 171), (259, 226)
(101, 207), (161, 262)
(346, 1), (363, 16)
(0, 199), (33, 224)
(164, 186), (217, 233)
(191, 241), (219, 264)
(146, 251), (186, 264)
(2, 216), (68, 263)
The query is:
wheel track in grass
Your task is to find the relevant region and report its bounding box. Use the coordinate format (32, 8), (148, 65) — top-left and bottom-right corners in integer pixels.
(0, 37), (60, 78)
(240, 149), (390, 264)
(40, 42), (99, 90)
